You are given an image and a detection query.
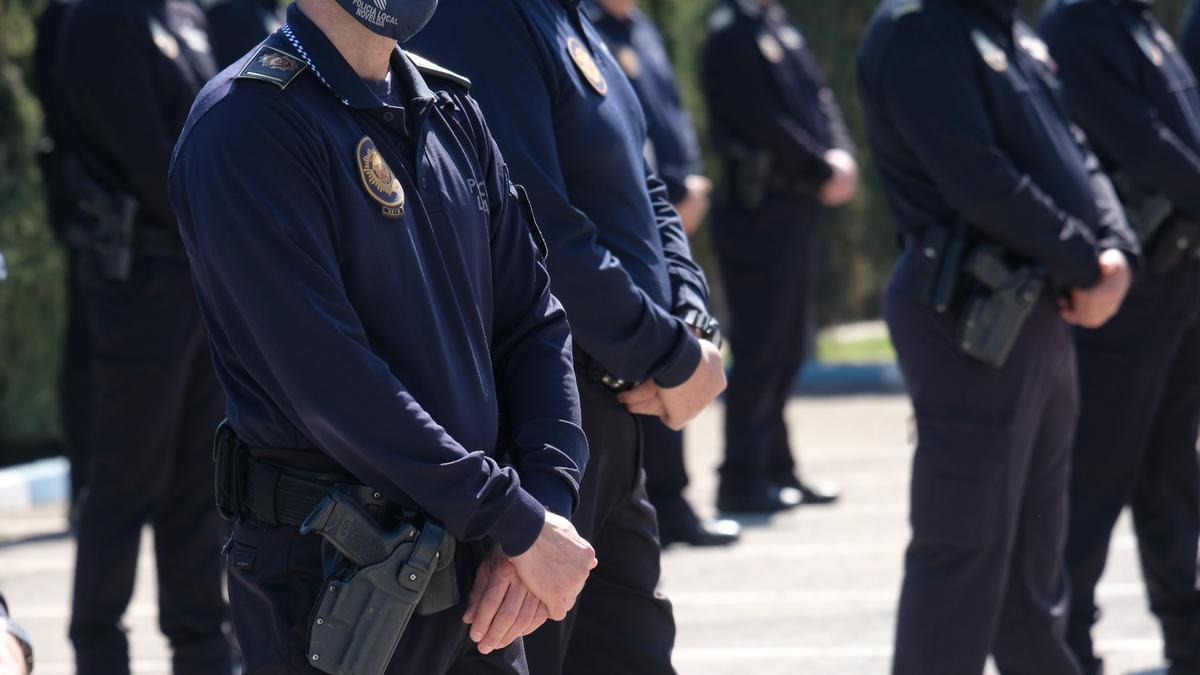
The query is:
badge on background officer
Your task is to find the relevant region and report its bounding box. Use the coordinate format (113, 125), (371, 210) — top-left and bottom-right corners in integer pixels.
(53, 0), (234, 672)
(701, 0), (856, 514)
(410, 1), (728, 672)
(585, 0), (739, 549)
(1040, 2), (1200, 672)
(201, 0), (284, 70)
(170, 0), (598, 669)
(858, 0), (1139, 672)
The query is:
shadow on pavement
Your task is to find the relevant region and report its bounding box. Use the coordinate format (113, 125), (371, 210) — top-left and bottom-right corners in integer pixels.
(0, 529), (70, 550)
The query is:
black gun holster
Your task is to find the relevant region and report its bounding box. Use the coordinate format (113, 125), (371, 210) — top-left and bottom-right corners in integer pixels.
(213, 422), (459, 675)
(1111, 171), (1200, 276)
(906, 227), (1044, 368)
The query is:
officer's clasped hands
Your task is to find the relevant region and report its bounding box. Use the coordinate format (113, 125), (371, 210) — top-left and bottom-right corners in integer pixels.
(618, 338), (726, 430)
(508, 512), (597, 622)
(463, 548), (552, 655)
(819, 148), (859, 207)
(1058, 249), (1132, 328)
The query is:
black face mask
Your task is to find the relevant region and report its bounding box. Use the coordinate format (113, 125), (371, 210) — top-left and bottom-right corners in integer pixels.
(332, 0), (438, 42)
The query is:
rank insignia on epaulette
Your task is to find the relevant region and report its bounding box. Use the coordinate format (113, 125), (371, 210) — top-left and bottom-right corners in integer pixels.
(567, 36), (608, 96)
(237, 44), (308, 90)
(971, 30), (1008, 73)
(356, 136), (405, 218)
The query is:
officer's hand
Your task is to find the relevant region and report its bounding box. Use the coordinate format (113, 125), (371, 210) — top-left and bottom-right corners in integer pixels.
(510, 512), (597, 621)
(0, 631), (28, 675)
(618, 381), (667, 418)
(819, 149), (858, 207)
(675, 175), (713, 236)
(464, 547), (552, 654)
(657, 339), (727, 431)
(1060, 249), (1131, 328)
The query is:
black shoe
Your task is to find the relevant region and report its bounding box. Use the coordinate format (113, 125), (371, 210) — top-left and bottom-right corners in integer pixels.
(716, 484), (803, 514)
(658, 503), (741, 548)
(795, 480), (840, 506)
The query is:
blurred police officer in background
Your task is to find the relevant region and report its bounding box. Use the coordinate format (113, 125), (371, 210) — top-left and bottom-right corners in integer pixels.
(859, 0), (1139, 672)
(202, 0), (284, 69)
(170, 0), (598, 669)
(585, 0), (739, 548)
(701, 0), (856, 514)
(1040, 3), (1200, 672)
(411, 1), (727, 672)
(53, 0), (233, 672)
(32, 0), (91, 526)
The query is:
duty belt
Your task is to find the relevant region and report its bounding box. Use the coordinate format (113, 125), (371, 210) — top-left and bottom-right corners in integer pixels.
(573, 349), (635, 393)
(241, 459), (390, 528)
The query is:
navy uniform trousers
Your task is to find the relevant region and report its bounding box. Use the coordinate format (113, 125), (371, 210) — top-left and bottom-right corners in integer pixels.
(713, 194), (816, 492)
(69, 255), (232, 675)
(226, 521), (527, 674)
(641, 419), (690, 519)
(886, 252), (1082, 675)
(524, 372), (677, 675)
(1065, 262), (1200, 675)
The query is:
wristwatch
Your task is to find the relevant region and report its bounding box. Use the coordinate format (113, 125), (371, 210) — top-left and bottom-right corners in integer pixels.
(681, 309), (723, 350)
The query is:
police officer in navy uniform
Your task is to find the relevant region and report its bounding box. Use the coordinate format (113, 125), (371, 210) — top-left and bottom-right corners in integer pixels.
(585, 0), (739, 549)
(701, 0), (856, 514)
(410, 1), (727, 673)
(202, 0), (284, 69)
(859, 0), (1140, 672)
(1039, 3), (1200, 672)
(170, 0), (598, 670)
(54, 1), (233, 672)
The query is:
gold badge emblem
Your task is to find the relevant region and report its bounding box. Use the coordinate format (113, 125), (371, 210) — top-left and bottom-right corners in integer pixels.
(758, 33), (784, 64)
(617, 46), (641, 79)
(971, 30), (1007, 73)
(148, 18), (180, 60)
(356, 137), (404, 218)
(567, 36), (608, 96)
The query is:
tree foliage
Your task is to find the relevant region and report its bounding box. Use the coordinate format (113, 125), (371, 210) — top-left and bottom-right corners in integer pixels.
(0, 0), (1193, 446)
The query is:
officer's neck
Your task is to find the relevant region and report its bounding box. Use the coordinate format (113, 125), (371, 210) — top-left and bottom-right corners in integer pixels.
(297, 0), (394, 81)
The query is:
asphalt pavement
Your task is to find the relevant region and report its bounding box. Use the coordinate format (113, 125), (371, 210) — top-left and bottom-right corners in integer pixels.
(0, 394), (1166, 674)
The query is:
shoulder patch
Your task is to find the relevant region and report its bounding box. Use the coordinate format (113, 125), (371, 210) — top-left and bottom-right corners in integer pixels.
(892, 0), (923, 19)
(237, 43), (307, 90)
(405, 51), (472, 91)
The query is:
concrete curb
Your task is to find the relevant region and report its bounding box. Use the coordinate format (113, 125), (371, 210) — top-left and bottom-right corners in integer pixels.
(0, 361), (905, 514)
(0, 457), (68, 514)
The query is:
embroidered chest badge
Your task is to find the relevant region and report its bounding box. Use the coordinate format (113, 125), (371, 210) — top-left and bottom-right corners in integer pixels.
(971, 30), (1008, 73)
(567, 36), (608, 95)
(356, 136), (405, 218)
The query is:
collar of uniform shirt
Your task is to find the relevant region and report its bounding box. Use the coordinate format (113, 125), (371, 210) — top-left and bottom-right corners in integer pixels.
(284, 2), (437, 116)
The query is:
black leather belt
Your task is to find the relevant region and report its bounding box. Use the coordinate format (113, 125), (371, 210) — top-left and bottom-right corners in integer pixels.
(242, 458), (389, 528)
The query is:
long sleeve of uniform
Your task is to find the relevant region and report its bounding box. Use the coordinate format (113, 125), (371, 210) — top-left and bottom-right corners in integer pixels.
(878, 22), (1101, 288)
(703, 21), (833, 185)
(1046, 6), (1200, 218)
(423, 3), (701, 388)
(647, 166), (709, 315)
(170, 102), (550, 557)
(469, 96), (588, 519)
(61, 6), (180, 227)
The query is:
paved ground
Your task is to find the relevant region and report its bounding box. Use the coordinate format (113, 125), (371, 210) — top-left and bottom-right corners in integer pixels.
(0, 394), (1167, 674)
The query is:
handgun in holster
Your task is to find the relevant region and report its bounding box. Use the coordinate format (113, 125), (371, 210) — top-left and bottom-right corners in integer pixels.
(721, 141), (773, 211)
(301, 491), (457, 675)
(955, 246), (1045, 369)
(75, 171), (138, 281)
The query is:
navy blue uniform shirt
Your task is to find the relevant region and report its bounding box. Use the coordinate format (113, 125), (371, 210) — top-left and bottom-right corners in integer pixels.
(585, 1), (703, 205)
(408, 0), (709, 388)
(702, 0), (854, 190)
(169, 4), (587, 557)
(1041, 0), (1200, 218)
(1180, 0), (1200, 77)
(58, 0), (217, 233)
(203, 0), (283, 69)
(857, 0), (1138, 289)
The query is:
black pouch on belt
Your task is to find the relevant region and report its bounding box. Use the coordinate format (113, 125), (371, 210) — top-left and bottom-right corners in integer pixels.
(213, 420), (248, 522)
(301, 490), (457, 675)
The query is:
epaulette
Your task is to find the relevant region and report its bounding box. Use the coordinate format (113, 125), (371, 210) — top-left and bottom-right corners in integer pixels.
(405, 52), (472, 91)
(236, 35), (308, 91)
(708, 5), (735, 32)
(893, 0), (924, 19)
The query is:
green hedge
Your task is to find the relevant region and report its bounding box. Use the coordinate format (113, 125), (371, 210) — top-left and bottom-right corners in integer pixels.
(0, 0), (1193, 448)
